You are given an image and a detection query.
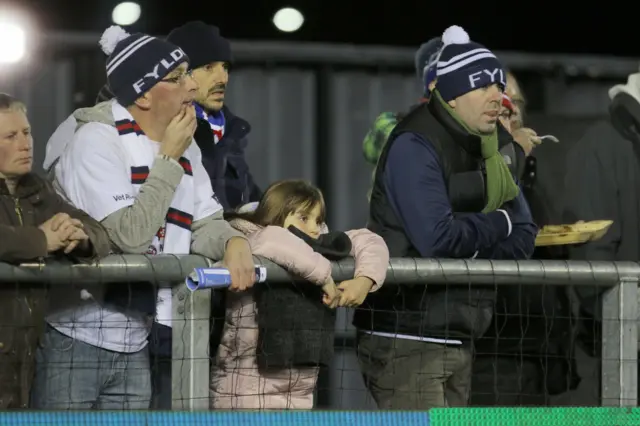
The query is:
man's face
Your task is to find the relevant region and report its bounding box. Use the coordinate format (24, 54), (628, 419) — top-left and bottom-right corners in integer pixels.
(506, 73), (525, 130)
(498, 106), (512, 134)
(449, 84), (503, 135)
(191, 62), (229, 112)
(498, 95), (515, 134)
(145, 62), (198, 125)
(0, 109), (33, 179)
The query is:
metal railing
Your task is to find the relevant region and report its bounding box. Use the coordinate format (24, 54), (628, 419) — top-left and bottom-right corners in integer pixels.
(0, 255), (638, 409)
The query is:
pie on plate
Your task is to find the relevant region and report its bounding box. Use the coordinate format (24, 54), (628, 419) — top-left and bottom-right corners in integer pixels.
(535, 220), (613, 247)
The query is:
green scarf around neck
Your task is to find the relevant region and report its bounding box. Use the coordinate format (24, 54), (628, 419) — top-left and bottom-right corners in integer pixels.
(434, 90), (519, 212)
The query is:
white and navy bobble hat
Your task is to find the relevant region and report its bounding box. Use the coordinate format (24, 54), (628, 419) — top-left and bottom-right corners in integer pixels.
(435, 25), (506, 102)
(99, 26), (190, 106)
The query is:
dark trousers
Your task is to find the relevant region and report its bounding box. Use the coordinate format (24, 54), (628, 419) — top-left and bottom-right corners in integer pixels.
(547, 342), (600, 406)
(469, 355), (547, 406)
(149, 355), (171, 409)
(149, 322), (172, 410)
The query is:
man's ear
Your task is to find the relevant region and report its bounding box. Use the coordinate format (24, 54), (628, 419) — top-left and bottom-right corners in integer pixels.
(448, 99), (456, 109)
(134, 92), (152, 110)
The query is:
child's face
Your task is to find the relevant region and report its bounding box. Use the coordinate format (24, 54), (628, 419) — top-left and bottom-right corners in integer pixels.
(283, 203), (322, 239)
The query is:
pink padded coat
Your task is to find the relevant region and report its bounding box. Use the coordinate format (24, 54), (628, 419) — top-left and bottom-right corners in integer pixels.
(210, 218), (389, 410)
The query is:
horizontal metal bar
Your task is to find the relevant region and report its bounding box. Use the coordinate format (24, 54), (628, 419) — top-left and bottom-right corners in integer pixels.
(0, 255), (214, 285)
(1, 255), (638, 287)
(331, 258), (640, 286)
(42, 32), (640, 77)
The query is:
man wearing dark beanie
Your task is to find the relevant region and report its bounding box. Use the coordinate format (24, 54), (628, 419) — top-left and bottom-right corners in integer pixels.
(353, 25), (537, 409)
(167, 21), (262, 211)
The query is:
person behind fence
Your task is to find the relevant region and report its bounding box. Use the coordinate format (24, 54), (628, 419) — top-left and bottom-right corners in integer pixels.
(498, 94), (515, 133)
(559, 68), (640, 406)
(505, 72), (526, 133)
(32, 26), (256, 410)
(210, 180), (389, 410)
(0, 93), (111, 409)
(352, 25), (537, 409)
(167, 21), (262, 210)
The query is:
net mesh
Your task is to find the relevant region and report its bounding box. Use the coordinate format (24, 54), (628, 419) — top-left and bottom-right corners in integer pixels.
(0, 255), (635, 420)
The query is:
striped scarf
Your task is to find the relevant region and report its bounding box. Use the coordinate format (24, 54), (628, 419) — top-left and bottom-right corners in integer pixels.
(112, 102), (195, 326)
(194, 103), (225, 143)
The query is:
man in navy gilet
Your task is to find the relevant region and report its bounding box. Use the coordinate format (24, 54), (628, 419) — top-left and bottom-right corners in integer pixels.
(353, 25), (537, 409)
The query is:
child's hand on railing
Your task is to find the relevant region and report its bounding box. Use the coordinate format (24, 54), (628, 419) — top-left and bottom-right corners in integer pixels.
(321, 277), (340, 309)
(337, 277), (374, 307)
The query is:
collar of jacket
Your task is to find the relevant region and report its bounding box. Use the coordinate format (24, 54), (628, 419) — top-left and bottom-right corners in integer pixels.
(0, 172), (45, 198)
(194, 105), (252, 155)
(287, 225), (352, 261)
(427, 97), (512, 156)
(221, 105), (251, 140)
(195, 103), (251, 142)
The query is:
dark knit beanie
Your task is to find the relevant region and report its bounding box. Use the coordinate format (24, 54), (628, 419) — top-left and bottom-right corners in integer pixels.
(435, 25), (505, 102)
(414, 37), (443, 97)
(167, 21), (232, 70)
(99, 26), (189, 106)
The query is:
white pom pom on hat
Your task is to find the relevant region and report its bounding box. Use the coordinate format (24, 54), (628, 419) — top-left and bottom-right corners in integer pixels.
(99, 25), (131, 55)
(237, 201), (259, 213)
(441, 25), (470, 46)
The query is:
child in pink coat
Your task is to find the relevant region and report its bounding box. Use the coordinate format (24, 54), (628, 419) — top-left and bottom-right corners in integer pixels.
(210, 179), (389, 410)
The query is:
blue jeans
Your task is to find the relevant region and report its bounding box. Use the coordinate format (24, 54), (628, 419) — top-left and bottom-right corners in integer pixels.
(30, 326), (151, 410)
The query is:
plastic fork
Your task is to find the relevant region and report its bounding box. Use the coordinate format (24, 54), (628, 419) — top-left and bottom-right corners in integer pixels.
(539, 134), (559, 143)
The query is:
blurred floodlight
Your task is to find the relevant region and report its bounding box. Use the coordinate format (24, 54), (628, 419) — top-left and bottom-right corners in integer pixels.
(0, 22), (25, 63)
(112, 2), (141, 26)
(273, 8), (304, 33)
